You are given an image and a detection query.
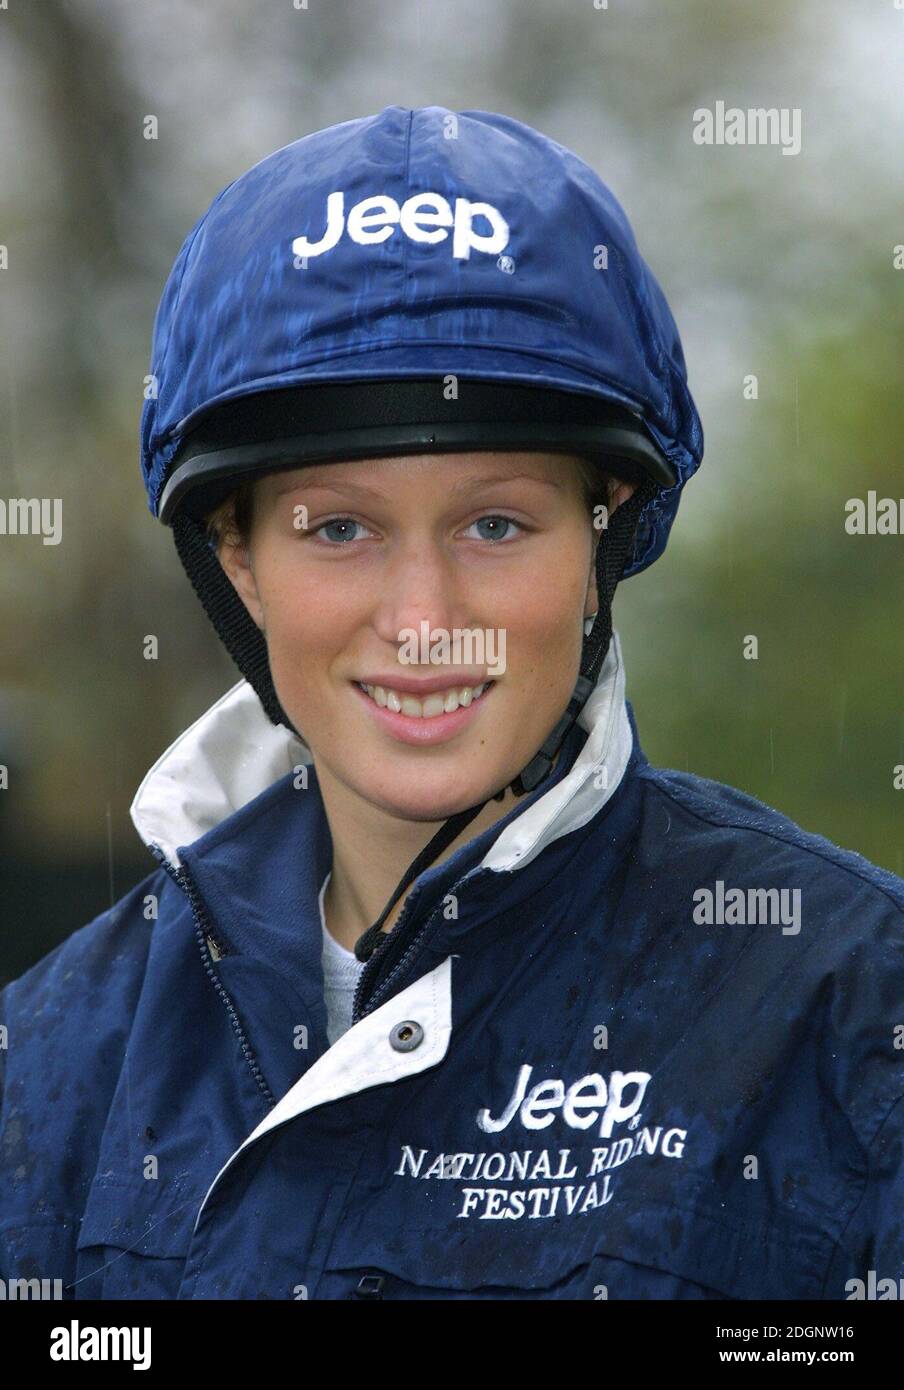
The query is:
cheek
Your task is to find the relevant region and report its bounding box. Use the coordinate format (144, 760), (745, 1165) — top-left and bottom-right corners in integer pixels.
(253, 552), (356, 688)
(500, 554), (588, 656)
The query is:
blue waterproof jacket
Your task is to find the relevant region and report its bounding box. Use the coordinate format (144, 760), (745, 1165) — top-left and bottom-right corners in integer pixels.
(1, 636), (902, 1300)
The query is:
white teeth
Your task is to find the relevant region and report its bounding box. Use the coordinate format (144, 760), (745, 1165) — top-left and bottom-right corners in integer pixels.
(358, 681), (490, 719)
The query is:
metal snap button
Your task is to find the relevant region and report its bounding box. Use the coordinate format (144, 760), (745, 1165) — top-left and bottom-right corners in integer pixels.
(389, 1019), (424, 1052)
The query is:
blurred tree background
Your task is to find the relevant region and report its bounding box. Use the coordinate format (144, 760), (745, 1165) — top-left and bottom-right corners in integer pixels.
(0, 0), (901, 982)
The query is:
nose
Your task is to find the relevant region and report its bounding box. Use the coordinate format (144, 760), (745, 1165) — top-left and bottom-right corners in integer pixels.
(371, 535), (469, 656)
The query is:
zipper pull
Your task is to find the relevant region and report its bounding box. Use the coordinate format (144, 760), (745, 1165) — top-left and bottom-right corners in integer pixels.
(353, 1274), (385, 1300)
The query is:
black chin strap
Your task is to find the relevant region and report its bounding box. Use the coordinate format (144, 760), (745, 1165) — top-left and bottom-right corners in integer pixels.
(171, 479), (657, 964)
(173, 512), (293, 730)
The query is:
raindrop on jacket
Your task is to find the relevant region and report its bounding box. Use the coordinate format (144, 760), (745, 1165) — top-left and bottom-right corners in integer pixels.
(1, 635), (902, 1300)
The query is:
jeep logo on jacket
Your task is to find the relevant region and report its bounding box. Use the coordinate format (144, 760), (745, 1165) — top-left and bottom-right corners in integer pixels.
(1, 640), (902, 1300)
(292, 189), (510, 261)
(396, 1063), (688, 1224)
(477, 1062), (651, 1137)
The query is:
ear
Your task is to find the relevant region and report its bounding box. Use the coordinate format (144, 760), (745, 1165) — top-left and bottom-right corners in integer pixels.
(217, 534), (266, 631)
(607, 477), (638, 512)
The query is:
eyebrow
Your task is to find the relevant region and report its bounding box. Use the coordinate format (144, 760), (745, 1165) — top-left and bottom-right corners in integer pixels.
(274, 471), (564, 499)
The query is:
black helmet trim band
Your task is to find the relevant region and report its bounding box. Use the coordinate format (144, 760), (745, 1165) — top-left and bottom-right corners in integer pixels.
(157, 379), (677, 524)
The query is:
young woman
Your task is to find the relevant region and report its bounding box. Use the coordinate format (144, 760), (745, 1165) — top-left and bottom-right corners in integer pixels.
(1, 106), (901, 1302)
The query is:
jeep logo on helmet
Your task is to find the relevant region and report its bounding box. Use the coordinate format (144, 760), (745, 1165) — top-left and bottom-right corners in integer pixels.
(291, 189), (510, 262)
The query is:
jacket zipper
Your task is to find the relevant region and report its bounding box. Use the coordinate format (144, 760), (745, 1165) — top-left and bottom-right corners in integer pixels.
(352, 868), (480, 1024)
(151, 845), (276, 1108)
(358, 911), (440, 1020)
(351, 890), (422, 1025)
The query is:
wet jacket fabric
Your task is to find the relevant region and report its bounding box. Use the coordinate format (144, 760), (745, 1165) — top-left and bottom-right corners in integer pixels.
(1, 635), (903, 1301)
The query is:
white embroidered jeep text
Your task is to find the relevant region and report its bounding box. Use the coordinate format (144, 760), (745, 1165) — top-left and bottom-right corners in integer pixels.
(292, 190), (510, 261)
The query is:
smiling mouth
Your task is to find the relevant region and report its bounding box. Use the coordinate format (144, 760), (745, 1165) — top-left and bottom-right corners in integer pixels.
(356, 680), (495, 719)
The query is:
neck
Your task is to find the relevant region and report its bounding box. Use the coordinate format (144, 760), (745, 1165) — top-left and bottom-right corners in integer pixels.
(319, 751), (562, 954)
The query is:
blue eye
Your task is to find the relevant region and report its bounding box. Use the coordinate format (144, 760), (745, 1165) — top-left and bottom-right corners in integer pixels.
(310, 514), (523, 545)
(313, 517), (369, 544)
(465, 515), (522, 542)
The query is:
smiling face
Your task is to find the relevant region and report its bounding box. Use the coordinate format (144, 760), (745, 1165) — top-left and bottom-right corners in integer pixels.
(215, 450), (627, 823)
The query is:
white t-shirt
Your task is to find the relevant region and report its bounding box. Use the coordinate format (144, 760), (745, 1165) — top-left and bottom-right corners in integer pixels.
(318, 871), (366, 1045)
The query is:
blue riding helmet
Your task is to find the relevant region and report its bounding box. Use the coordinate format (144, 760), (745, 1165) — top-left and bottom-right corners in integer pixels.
(137, 106), (705, 951)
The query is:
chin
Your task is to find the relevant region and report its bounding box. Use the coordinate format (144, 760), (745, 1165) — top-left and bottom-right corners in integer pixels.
(356, 767), (509, 823)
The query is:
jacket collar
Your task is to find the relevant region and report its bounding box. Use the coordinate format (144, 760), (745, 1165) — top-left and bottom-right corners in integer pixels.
(130, 631), (634, 875)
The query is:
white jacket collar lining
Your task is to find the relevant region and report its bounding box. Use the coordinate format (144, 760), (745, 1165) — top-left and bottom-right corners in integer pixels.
(129, 631), (632, 874)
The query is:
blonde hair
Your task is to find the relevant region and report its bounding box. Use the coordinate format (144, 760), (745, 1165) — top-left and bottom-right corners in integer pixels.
(205, 479), (256, 550)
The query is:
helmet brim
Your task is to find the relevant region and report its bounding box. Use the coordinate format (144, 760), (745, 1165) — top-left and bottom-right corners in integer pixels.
(157, 378), (676, 525)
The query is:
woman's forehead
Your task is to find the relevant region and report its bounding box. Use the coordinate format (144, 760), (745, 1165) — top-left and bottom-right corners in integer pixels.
(263, 450), (586, 497)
